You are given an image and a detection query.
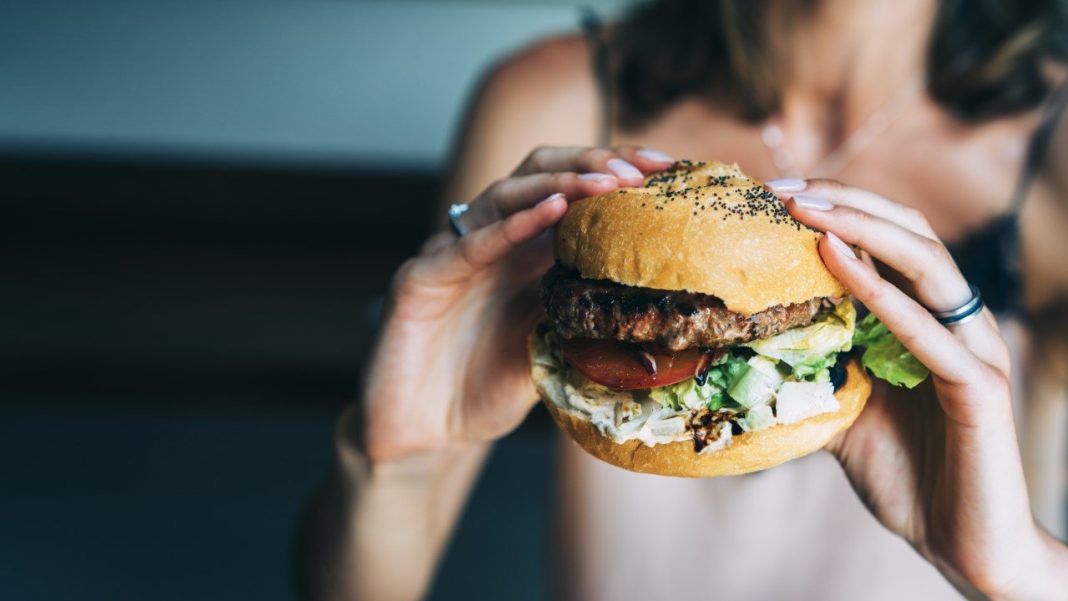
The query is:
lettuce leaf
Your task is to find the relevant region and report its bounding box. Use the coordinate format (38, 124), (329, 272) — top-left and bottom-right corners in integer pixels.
(744, 301), (855, 376)
(727, 356), (784, 408)
(851, 313), (930, 388)
(649, 352), (747, 412)
(650, 376), (721, 411)
(737, 404), (775, 432)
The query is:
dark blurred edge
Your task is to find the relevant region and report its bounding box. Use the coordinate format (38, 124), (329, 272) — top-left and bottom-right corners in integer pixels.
(1, 151), (557, 601)
(0, 144), (553, 432)
(1, 151), (437, 409)
(6, 151), (559, 601)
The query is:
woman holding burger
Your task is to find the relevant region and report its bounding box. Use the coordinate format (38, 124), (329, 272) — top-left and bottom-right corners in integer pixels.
(301, 0), (1068, 598)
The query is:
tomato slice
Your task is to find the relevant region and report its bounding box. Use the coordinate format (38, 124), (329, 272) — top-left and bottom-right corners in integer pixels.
(559, 337), (705, 391)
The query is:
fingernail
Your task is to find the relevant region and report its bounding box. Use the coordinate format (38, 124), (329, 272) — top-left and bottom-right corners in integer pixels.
(793, 195), (833, 211)
(537, 193), (565, 207)
(637, 148), (674, 162)
(579, 172), (617, 183)
(606, 158), (643, 180)
(767, 178), (807, 192)
(826, 231), (857, 259)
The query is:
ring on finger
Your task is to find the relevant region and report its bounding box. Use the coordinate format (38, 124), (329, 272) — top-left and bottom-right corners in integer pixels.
(929, 283), (985, 327)
(448, 203), (472, 236)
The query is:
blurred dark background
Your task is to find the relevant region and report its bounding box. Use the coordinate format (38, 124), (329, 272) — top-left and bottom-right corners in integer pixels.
(0, 1), (627, 598)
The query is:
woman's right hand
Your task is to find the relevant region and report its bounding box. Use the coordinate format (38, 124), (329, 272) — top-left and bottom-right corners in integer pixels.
(359, 146), (674, 463)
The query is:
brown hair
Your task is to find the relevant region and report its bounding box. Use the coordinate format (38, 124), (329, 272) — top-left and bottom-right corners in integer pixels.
(609, 0), (1067, 129)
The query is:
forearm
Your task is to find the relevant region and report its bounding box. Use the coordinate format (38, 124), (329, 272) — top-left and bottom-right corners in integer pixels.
(1006, 527), (1068, 601)
(297, 409), (491, 601)
(969, 525), (1068, 601)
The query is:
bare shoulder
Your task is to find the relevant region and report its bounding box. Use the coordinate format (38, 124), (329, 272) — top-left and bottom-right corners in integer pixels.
(485, 34), (595, 107)
(446, 33), (600, 201)
(1039, 103), (1068, 200)
(1021, 107), (1068, 307)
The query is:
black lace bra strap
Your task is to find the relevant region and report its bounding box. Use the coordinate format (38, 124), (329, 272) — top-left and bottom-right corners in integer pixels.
(1010, 77), (1068, 211)
(581, 10), (613, 146)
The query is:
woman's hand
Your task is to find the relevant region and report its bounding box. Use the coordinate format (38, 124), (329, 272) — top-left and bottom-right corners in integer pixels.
(361, 146), (673, 463)
(310, 149), (669, 601)
(781, 181), (1068, 600)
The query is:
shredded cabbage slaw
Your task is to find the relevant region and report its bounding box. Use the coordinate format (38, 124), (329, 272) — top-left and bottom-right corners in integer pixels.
(538, 300), (928, 452)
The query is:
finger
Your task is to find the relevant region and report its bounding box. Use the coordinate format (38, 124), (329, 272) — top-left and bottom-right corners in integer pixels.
(616, 145), (678, 173)
(957, 309), (1011, 376)
(787, 199), (969, 311)
(770, 178), (936, 238)
(514, 145), (673, 185)
(419, 231), (456, 256)
(416, 193), (568, 284)
(463, 171), (621, 230)
(791, 200), (1010, 373)
(819, 232), (982, 386)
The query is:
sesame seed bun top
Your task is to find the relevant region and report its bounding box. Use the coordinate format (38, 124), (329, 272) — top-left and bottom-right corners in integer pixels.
(553, 161), (847, 315)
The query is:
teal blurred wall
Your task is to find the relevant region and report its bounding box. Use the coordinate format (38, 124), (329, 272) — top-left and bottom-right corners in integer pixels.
(0, 0), (628, 169)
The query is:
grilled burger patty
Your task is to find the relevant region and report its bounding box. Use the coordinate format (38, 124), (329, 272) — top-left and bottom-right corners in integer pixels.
(541, 264), (825, 351)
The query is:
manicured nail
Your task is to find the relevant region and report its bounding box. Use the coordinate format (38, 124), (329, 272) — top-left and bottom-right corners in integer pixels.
(767, 178), (807, 192)
(793, 195), (833, 211)
(637, 148), (674, 162)
(537, 192), (565, 207)
(579, 172), (617, 183)
(606, 158), (643, 180)
(826, 231), (857, 259)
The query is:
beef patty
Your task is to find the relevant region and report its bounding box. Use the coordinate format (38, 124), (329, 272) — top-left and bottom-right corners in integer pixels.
(541, 264), (825, 351)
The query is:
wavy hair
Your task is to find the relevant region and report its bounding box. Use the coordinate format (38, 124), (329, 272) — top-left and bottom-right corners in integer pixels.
(609, 0), (1067, 128)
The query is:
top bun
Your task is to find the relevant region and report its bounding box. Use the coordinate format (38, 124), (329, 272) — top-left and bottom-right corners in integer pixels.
(554, 161), (846, 315)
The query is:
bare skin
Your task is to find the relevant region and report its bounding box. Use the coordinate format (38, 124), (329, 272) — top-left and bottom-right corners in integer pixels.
(300, 0), (1068, 599)
(785, 182), (1068, 599)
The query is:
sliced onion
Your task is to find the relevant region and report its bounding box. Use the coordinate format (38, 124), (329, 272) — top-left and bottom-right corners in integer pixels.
(635, 349), (658, 376)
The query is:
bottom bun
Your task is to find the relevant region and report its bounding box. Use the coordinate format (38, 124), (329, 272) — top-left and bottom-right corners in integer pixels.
(531, 336), (871, 478)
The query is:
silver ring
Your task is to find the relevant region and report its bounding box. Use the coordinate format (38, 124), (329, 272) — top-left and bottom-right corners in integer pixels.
(930, 284), (984, 327)
(448, 203), (470, 236)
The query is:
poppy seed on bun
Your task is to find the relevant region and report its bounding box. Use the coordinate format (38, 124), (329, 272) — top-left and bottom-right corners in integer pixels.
(531, 160), (870, 478)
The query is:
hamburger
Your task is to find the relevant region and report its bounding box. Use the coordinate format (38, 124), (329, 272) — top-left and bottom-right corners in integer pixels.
(528, 160), (873, 478)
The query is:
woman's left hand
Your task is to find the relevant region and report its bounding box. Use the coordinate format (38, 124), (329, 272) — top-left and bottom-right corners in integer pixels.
(780, 181), (1068, 600)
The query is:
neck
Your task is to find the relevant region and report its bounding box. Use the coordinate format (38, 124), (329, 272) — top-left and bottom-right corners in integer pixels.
(769, 0), (936, 168)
